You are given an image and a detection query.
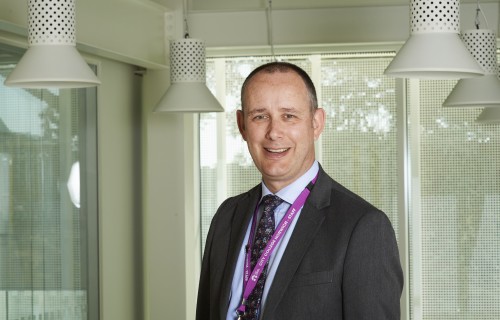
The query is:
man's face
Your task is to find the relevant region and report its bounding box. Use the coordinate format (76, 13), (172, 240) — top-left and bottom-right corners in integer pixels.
(237, 71), (325, 193)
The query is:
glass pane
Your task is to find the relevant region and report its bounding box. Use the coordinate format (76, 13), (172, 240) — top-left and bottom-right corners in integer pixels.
(320, 54), (399, 238)
(201, 50), (500, 320)
(0, 44), (97, 320)
(200, 54), (398, 251)
(408, 79), (500, 319)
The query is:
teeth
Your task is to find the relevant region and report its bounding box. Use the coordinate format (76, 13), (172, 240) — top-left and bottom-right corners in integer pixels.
(267, 148), (288, 153)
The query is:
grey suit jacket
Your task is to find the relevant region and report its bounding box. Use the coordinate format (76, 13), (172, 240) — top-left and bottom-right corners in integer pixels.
(196, 166), (403, 320)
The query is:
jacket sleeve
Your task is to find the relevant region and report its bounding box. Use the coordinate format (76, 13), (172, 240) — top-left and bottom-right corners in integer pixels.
(342, 210), (404, 319)
(196, 208), (219, 320)
(196, 196), (239, 320)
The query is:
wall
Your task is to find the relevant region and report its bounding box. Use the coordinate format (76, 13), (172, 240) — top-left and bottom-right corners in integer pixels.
(95, 56), (144, 320)
(0, 0), (168, 69)
(141, 67), (192, 320)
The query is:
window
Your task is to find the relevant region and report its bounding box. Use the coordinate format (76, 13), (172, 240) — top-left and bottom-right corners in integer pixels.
(408, 79), (500, 319)
(200, 49), (500, 319)
(200, 53), (399, 251)
(0, 44), (98, 320)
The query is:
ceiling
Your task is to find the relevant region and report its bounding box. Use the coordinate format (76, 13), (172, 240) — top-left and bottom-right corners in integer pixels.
(156, 0), (498, 12)
(187, 0), (409, 11)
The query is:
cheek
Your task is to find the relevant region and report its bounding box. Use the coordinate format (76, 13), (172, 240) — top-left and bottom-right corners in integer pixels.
(245, 134), (262, 153)
(291, 125), (314, 141)
(244, 125), (264, 142)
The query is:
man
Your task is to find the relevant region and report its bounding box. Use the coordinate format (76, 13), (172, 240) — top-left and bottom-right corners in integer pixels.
(196, 61), (403, 320)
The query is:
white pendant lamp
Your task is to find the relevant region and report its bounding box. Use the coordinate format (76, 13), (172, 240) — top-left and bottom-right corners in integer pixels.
(5, 0), (100, 88)
(384, 0), (484, 79)
(476, 107), (500, 124)
(153, 38), (224, 113)
(443, 29), (500, 107)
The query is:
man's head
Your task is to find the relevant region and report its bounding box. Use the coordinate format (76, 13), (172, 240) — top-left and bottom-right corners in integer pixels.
(237, 62), (325, 193)
(241, 62), (318, 114)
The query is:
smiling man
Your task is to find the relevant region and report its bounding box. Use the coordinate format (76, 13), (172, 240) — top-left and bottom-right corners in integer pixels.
(196, 62), (403, 320)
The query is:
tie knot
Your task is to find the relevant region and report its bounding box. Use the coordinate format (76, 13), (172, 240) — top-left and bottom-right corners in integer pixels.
(261, 194), (283, 213)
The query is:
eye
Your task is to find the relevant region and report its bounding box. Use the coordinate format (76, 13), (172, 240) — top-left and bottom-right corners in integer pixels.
(283, 113), (296, 120)
(252, 114), (268, 121)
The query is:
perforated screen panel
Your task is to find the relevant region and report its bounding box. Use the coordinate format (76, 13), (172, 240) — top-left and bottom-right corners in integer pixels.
(408, 79), (500, 319)
(201, 53), (500, 320)
(320, 55), (399, 236)
(201, 54), (400, 250)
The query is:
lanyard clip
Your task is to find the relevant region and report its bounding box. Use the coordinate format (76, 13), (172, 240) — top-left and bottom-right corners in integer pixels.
(236, 299), (247, 319)
(236, 309), (245, 320)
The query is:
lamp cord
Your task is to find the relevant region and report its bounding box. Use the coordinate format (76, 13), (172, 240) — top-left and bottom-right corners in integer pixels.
(474, 1), (489, 29)
(183, 0), (190, 38)
(266, 0), (277, 61)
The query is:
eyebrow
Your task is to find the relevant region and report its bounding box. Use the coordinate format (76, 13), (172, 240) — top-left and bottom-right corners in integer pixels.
(246, 107), (300, 116)
(280, 107), (300, 113)
(246, 108), (267, 116)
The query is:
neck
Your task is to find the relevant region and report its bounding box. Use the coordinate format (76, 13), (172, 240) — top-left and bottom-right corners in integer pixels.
(262, 161), (318, 194)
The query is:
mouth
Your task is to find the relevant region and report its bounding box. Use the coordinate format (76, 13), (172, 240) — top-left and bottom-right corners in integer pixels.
(265, 147), (289, 154)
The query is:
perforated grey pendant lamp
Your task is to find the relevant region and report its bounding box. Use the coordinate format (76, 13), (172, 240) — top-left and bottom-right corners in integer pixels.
(476, 107), (500, 124)
(443, 29), (500, 108)
(5, 0), (100, 88)
(384, 0), (484, 79)
(153, 38), (224, 112)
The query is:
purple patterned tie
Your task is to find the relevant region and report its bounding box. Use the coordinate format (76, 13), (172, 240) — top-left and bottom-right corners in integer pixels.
(244, 194), (283, 320)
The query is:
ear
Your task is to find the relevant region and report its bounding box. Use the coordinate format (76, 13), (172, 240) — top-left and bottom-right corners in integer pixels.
(312, 108), (325, 140)
(236, 110), (247, 141)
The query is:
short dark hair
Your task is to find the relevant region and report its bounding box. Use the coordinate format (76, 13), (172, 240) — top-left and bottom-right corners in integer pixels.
(240, 61), (318, 113)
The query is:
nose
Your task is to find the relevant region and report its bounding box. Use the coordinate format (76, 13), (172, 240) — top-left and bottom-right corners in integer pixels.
(265, 117), (283, 140)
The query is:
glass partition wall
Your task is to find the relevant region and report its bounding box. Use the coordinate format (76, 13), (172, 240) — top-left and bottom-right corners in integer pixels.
(0, 44), (98, 320)
(407, 79), (500, 320)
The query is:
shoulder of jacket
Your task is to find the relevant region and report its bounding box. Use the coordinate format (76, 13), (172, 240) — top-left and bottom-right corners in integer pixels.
(216, 183), (261, 212)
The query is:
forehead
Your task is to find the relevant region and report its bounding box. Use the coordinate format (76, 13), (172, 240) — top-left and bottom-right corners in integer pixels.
(244, 71), (308, 102)
(242, 71), (312, 115)
(247, 69), (303, 87)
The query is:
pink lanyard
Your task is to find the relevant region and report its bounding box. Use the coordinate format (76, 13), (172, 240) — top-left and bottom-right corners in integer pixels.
(236, 174), (317, 318)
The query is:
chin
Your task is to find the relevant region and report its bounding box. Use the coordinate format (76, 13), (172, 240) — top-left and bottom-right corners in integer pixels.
(263, 169), (291, 183)
(261, 163), (287, 175)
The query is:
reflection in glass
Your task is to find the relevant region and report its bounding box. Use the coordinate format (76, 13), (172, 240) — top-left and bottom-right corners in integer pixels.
(0, 43), (96, 320)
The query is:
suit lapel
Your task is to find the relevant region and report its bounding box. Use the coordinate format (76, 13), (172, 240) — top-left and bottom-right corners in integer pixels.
(218, 186), (261, 319)
(261, 169), (332, 319)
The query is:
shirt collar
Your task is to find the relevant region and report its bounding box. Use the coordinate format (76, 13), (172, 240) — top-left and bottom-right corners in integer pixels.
(260, 160), (319, 205)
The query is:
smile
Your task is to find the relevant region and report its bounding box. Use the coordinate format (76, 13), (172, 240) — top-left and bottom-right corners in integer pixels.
(265, 148), (289, 153)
